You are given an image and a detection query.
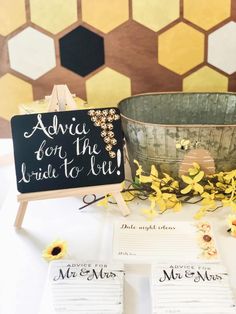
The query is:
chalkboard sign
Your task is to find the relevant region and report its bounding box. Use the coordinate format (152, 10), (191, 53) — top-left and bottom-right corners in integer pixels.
(11, 108), (125, 193)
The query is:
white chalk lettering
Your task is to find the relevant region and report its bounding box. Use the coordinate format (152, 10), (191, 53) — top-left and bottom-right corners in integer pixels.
(34, 140), (67, 160)
(24, 114), (90, 139)
(18, 162), (59, 183)
(87, 155), (116, 176)
(60, 158), (84, 178)
(73, 137), (101, 156)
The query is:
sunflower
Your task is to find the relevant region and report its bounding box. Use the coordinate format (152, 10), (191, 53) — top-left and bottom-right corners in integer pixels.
(227, 214), (236, 237)
(42, 240), (68, 261)
(202, 247), (218, 260)
(196, 222), (211, 233)
(198, 233), (214, 250)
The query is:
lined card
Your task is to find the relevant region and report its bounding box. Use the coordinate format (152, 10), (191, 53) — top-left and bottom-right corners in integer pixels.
(113, 221), (219, 262)
(39, 260), (124, 314)
(151, 262), (236, 314)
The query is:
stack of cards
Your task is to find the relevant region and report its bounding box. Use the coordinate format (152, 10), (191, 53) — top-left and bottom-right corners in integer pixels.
(39, 260), (124, 314)
(151, 262), (236, 314)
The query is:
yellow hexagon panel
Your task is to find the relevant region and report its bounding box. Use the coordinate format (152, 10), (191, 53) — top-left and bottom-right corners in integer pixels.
(158, 22), (204, 75)
(184, 0), (231, 31)
(132, 0), (180, 32)
(86, 67), (131, 107)
(0, 0), (26, 35)
(0, 74), (33, 120)
(82, 0), (129, 33)
(183, 66), (228, 92)
(30, 0), (78, 34)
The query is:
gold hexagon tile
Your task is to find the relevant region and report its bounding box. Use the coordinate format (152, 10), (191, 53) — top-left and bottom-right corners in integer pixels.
(0, 74), (33, 120)
(132, 0), (180, 32)
(183, 66), (228, 92)
(86, 67), (131, 107)
(184, 0), (231, 31)
(81, 0), (129, 33)
(0, 0), (26, 35)
(30, 0), (78, 34)
(158, 22), (204, 75)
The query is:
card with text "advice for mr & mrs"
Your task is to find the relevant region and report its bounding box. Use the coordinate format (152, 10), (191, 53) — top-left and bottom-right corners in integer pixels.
(151, 262), (236, 314)
(39, 260), (124, 314)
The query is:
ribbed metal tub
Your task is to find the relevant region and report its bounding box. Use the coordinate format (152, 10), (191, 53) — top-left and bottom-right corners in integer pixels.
(118, 92), (236, 178)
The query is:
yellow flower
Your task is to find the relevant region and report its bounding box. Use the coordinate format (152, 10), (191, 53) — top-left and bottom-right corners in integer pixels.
(172, 201), (182, 212)
(204, 180), (216, 193)
(148, 190), (165, 211)
(42, 240), (68, 261)
(224, 170), (236, 181)
(214, 193), (225, 200)
(148, 194), (157, 209)
(194, 208), (206, 220)
(216, 182), (227, 190)
(171, 180), (179, 190)
(140, 165), (159, 184)
(161, 173), (179, 191)
(224, 178), (236, 194)
(181, 171), (204, 194)
(188, 162), (200, 176)
(140, 175), (153, 183)
(134, 160), (159, 184)
(227, 214), (236, 237)
(165, 194), (182, 212)
(201, 192), (216, 209)
(162, 173), (171, 184)
(134, 159), (143, 176)
(131, 160), (236, 221)
(219, 172), (228, 183)
(153, 192), (181, 213)
(142, 208), (158, 220)
(150, 164), (158, 179)
(151, 180), (161, 191)
(97, 195), (110, 208)
(222, 198), (236, 211)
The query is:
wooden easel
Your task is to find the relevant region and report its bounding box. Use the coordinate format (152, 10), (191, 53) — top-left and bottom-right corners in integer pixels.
(14, 85), (130, 228)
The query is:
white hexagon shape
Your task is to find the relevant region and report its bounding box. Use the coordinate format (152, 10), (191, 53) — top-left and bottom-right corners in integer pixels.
(8, 27), (56, 80)
(208, 22), (236, 74)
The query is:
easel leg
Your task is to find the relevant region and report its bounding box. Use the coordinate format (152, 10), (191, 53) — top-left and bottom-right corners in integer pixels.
(14, 201), (28, 228)
(113, 192), (130, 216)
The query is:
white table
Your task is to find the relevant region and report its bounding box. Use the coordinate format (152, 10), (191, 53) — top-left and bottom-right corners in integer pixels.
(0, 139), (235, 314)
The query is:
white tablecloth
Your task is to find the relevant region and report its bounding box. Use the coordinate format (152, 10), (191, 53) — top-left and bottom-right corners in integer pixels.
(0, 139), (235, 314)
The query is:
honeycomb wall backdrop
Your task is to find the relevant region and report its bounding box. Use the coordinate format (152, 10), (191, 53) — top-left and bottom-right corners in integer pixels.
(1, 0), (236, 128)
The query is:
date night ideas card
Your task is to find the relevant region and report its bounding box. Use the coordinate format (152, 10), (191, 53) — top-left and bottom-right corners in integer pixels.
(113, 221), (219, 262)
(11, 108), (124, 193)
(151, 263), (236, 314)
(39, 261), (124, 314)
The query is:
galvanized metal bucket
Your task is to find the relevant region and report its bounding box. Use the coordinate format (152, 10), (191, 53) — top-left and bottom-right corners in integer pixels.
(118, 92), (236, 178)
